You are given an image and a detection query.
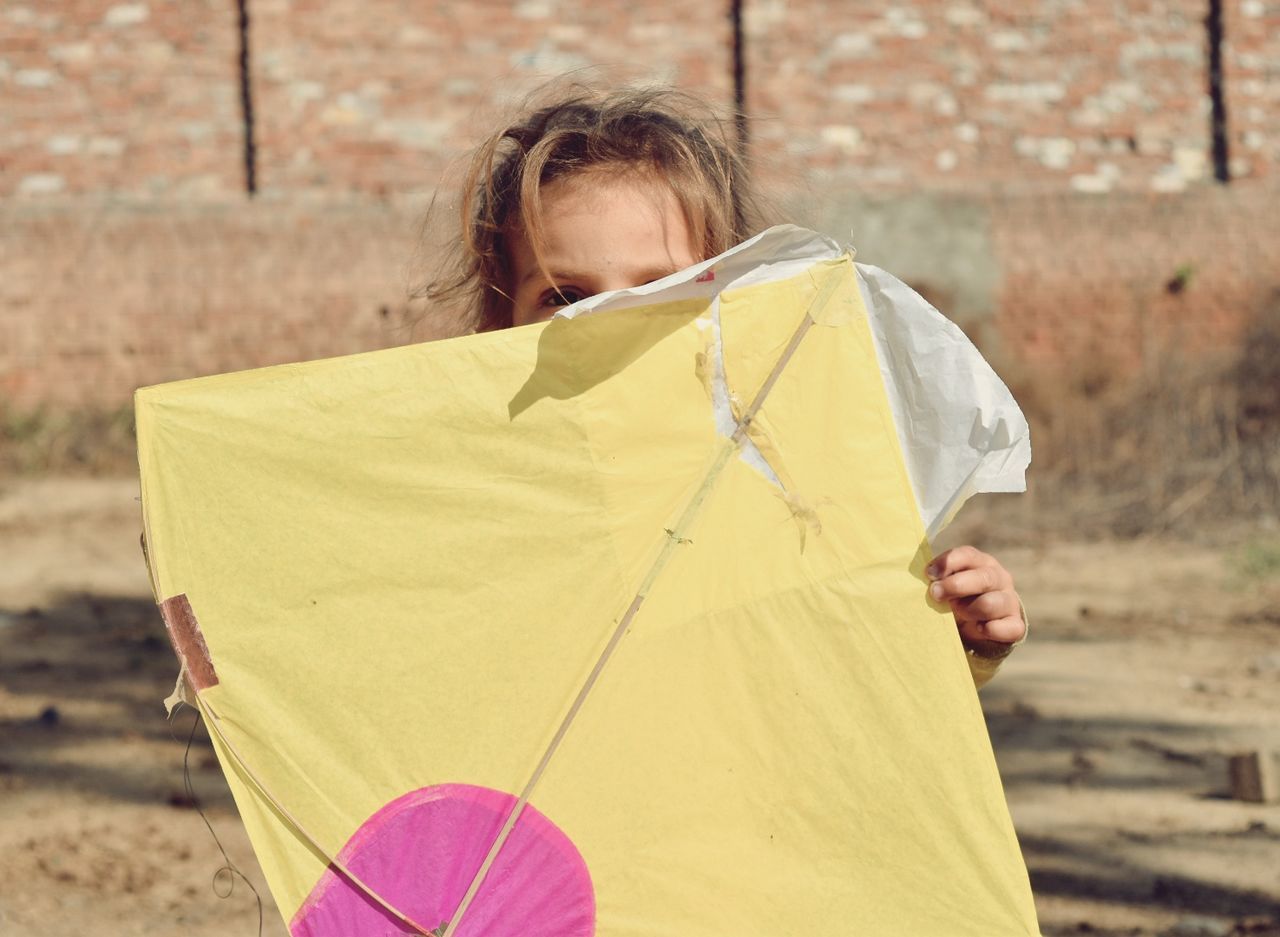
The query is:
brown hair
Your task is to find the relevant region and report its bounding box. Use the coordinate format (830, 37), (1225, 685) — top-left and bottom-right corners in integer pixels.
(418, 81), (766, 332)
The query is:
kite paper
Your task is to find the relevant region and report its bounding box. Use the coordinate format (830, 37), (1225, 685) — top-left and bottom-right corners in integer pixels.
(138, 226), (1039, 936)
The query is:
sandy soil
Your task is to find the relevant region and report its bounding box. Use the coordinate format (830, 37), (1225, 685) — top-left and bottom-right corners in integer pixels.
(1, 477), (1278, 936)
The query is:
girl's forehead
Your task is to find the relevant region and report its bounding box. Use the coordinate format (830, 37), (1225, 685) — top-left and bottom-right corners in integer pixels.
(540, 166), (676, 209)
(537, 176), (691, 250)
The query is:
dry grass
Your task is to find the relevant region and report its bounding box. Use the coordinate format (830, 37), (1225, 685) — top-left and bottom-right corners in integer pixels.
(0, 402), (137, 476)
(990, 290), (1280, 540)
(5, 291), (1278, 545)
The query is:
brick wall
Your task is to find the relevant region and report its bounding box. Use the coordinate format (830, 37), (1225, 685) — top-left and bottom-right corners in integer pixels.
(6, 185), (1275, 410)
(2, 0), (734, 200)
(2, 0), (244, 198)
(746, 0), (1220, 194)
(991, 187), (1280, 367)
(2, 1), (1278, 410)
(1225, 0), (1280, 179)
(9, 1), (1270, 199)
(250, 0), (732, 195)
(0, 201), (439, 407)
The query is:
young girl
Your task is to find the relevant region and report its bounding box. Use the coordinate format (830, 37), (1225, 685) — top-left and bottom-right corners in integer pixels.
(423, 83), (1025, 686)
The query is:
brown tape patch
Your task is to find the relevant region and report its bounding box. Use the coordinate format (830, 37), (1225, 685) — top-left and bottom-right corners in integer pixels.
(159, 594), (219, 692)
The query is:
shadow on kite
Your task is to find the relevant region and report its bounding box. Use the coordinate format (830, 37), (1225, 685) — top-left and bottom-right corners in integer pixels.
(507, 304), (699, 420)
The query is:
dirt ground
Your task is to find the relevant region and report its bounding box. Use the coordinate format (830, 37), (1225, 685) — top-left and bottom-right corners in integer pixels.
(1, 477), (1278, 936)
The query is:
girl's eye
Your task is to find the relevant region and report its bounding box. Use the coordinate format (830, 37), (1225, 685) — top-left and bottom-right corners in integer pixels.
(538, 286), (587, 308)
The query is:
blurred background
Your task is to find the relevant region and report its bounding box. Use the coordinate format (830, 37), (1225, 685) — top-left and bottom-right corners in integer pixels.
(1, 1), (1278, 935)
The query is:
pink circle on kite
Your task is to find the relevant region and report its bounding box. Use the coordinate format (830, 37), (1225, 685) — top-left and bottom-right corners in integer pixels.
(290, 783), (595, 937)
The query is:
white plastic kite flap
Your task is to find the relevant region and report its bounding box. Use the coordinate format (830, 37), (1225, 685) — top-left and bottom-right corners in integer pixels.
(856, 261), (1032, 538)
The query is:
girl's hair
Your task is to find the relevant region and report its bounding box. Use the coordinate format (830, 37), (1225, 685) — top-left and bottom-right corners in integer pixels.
(419, 81), (767, 332)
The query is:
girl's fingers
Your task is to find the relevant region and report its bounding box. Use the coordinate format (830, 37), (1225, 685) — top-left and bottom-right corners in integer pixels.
(927, 544), (1026, 646)
(949, 590), (1019, 623)
(957, 614), (1026, 645)
(928, 566), (1010, 602)
(926, 545), (990, 579)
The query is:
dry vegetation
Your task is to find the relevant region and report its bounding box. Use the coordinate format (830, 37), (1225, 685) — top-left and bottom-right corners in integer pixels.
(5, 289), (1279, 546)
(0, 403), (137, 476)
(976, 291), (1280, 543)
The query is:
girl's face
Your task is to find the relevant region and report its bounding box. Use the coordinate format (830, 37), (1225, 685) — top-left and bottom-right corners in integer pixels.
(507, 171), (700, 327)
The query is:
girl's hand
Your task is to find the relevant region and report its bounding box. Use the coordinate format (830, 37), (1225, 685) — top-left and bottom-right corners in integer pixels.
(925, 546), (1026, 646)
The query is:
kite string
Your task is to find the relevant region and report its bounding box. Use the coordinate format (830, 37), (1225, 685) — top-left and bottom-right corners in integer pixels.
(194, 694), (437, 936)
(168, 705), (264, 937)
(441, 271), (839, 937)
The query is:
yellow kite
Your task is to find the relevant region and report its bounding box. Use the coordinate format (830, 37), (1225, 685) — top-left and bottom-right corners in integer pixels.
(138, 226), (1039, 936)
